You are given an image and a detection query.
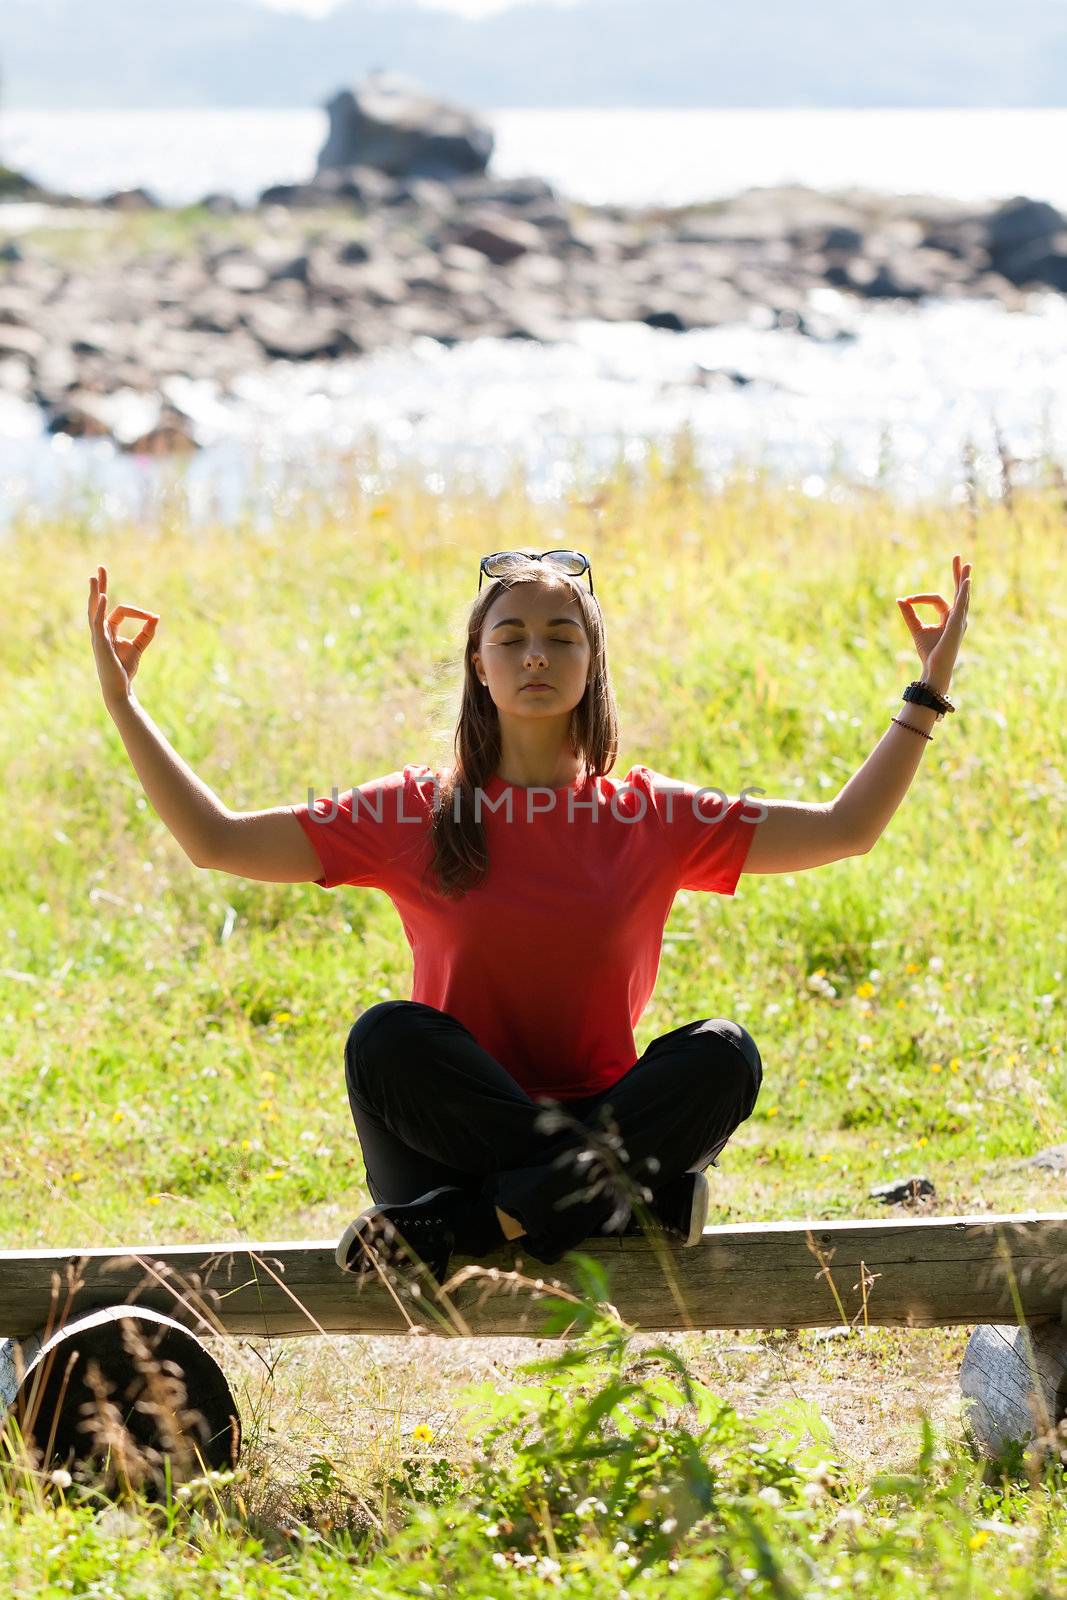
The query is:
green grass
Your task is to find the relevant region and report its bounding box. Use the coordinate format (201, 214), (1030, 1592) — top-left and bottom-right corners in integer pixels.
(1, 444), (1065, 1592)
(14, 202), (376, 265)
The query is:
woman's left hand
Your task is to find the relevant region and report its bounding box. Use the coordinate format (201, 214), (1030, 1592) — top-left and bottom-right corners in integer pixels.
(896, 554), (972, 693)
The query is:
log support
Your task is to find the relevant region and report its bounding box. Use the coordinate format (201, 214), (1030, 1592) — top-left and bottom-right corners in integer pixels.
(0, 1305), (240, 1491)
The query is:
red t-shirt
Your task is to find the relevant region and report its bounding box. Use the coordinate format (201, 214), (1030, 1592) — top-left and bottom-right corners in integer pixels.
(290, 764), (759, 1102)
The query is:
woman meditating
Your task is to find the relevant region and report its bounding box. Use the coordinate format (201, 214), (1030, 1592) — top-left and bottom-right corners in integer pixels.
(87, 548), (971, 1287)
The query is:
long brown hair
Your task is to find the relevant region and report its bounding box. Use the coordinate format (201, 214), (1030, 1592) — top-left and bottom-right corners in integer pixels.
(421, 558), (620, 900)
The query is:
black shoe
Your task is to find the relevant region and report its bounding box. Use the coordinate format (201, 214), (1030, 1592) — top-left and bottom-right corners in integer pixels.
(335, 1185), (471, 1285)
(609, 1169), (710, 1247)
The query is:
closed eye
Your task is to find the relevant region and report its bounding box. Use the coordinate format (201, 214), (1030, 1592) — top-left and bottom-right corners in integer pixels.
(501, 639), (573, 646)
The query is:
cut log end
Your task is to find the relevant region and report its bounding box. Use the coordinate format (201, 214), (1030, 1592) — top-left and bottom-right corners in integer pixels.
(1, 1305), (240, 1496)
(959, 1321), (1067, 1459)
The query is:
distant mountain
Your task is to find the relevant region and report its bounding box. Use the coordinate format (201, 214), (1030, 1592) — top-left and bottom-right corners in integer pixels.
(0, 0), (1065, 109)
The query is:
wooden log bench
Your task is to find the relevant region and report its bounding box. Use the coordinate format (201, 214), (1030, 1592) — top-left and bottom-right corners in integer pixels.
(3, 1211), (1065, 1486)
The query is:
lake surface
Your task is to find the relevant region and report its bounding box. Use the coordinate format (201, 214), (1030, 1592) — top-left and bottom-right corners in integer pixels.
(1, 293), (1064, 523)
(2, 106), (1065, 210)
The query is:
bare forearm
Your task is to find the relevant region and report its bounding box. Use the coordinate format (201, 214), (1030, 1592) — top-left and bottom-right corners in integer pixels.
(105, 693), (229, 866)
(831, 695), (941, 853)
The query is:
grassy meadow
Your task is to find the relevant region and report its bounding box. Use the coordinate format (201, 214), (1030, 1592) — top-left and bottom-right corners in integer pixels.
(1, 441), (1065, 1593)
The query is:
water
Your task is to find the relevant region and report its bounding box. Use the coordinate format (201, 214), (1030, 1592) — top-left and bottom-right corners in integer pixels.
(2, 106), (1066, 519)
(2, 292), (1064, 524)
(2, 106), (1065, 211)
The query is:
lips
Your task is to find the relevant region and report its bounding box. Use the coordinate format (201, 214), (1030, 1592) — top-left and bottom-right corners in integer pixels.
(521, 682), (552, 690)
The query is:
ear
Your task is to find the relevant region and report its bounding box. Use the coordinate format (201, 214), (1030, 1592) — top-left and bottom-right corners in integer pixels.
(471, 652), (486, 687)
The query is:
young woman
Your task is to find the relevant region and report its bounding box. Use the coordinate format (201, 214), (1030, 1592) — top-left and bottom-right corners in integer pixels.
(87, 548), (971, 1287)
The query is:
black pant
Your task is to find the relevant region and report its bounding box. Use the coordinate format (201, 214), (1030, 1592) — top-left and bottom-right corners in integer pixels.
(344, 999), (763, 1265)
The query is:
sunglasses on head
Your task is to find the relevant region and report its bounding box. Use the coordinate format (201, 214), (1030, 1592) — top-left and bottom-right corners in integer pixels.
(478, 549), (594, 598)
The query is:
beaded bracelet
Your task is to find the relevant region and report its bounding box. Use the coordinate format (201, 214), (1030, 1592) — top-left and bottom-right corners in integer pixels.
(891, 716), (933, 741)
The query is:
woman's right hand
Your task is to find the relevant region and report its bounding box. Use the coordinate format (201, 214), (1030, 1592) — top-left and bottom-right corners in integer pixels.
(88, 565), (160, 711)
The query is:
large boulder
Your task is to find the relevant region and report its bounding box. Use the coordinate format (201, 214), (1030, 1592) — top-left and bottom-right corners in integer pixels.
(317, 73), (493, 183)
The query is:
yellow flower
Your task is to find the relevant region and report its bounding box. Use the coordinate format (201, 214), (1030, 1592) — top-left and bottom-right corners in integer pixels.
(112, 1109), (125, 1123)
(798, 1077), (809, 1088)
(819, 1152), (832, 1163)
(767, 1106), (780, 1117)
(1005, 1054), (1017, 1068)
(370, 505), (391, 521)
(969, 1530), (989, 1550)
(412, 1423), (434, 1444)
(258, 1098), (274, 1112)
(241, 1139), (252, 1151)
(855, 982), (875, 999)
(904, 962), (920, 974)
(147, 1195), (162, 1206)
(70, 1170), (84, 1183)
(917, 1136), (928, 1147)
(930, 1063), (942, 1074)
(897, 999), (906, 1008)
(265, 1170), (283, 1181)
(949, 1058), (961, 1072)
(272, 1011), (291, 1024)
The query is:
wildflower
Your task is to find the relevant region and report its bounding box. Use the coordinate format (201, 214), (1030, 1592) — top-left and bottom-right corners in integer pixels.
(857, 1034), (873, 1050)
(147, 1195), (162, 1206)
(70, 1171), (83, 1184)
(537, 1557), (561, 1578)
(112, 1110), (124, 1123)
(904, 963), (920, 974)
(491, 1553), (508, 1570)
(412, 1423), (434, 1444)
(767, 1106), (780, 1118)
(241, 1139), (252, 1151)
(930, 1063), (942, 1074)
(833, 1506), (864, 1530)
(969, 1530), (990, 1549)
(798, 1077), (809, 1088)
(855, 983), (875, 999)
(49, 1469), (73, 1489)
(929, 957), (944, 973)
(757, 1486), (783, 1506)
(916, 1136), (928, 1147)
(820, 1152), (832, 1163)
(272, 1011), (292, 1024)
(950, 1059), (961, 1072)
(613, 1540), (630, 1556)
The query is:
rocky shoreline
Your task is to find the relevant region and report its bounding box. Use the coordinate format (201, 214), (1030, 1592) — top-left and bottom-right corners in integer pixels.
(1, 114), (1065, 453)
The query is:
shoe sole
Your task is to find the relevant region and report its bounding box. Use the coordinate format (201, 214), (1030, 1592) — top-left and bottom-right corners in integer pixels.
(335, 1185), (460, 1275)
(684, 1170), (710, 1247)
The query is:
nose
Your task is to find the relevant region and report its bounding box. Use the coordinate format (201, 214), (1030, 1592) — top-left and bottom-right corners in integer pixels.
(523, 643), (549, 668)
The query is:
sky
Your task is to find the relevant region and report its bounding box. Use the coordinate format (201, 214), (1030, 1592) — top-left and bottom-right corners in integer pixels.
(258, 0), (556, 15)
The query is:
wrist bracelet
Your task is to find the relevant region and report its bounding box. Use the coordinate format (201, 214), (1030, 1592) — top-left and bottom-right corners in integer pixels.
(891, 716), (933, 742)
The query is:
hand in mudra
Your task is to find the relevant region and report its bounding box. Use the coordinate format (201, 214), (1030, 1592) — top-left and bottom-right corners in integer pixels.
(897, 553), (972, 692)
(88, 564), (160, 708)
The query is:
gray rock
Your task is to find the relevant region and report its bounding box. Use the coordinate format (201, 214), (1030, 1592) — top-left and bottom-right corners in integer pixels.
(1026, 1143), (1067, 1173)
(0, 323), (45, 360)
(317, 73), (493, 182)
(199, 193), (241, 216)
(102, 187), (160, 211)
(246, 305), (361, 361)
(337, 239), (371, 266)
(987, 196), (1065, 260)
(869, 1174), (936, 1204)
(995, 234), (1067, 290)
(46, 394), (114, 438)
(0, 354), (31, 396)
(456, 214), (544, 265)
(215, 258), (270, 294)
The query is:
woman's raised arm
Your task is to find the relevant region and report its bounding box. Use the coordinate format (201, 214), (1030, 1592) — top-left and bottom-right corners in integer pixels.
(87, 564), (316, 881)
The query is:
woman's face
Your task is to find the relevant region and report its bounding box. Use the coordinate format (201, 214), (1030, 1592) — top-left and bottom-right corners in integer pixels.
(472, 582), (593, 719)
